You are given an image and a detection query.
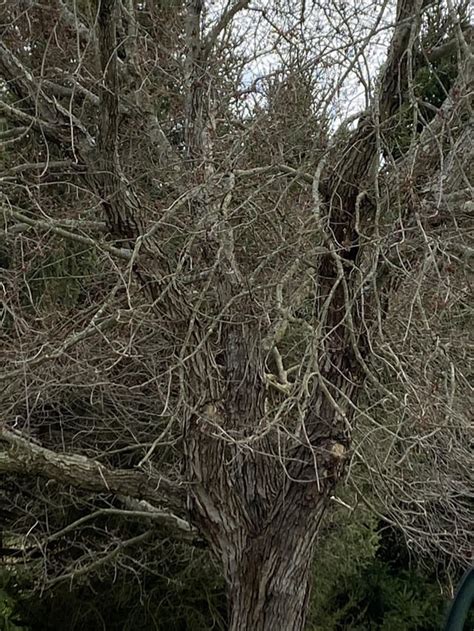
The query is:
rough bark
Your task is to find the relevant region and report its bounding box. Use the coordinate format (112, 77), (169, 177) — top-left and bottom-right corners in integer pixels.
(1, 0), (470, 627)
(0, 429), (186, 519)
(91, 1), (431, 627)
(189, 2), (430, 628)
(226, 505), (325, 631)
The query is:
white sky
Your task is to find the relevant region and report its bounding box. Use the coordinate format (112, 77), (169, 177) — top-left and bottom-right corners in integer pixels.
(206, 0), (396, 122)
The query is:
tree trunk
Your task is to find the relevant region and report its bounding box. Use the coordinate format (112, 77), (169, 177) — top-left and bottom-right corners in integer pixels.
(225, 500), (326, 631)
(228, 552), (312, 631)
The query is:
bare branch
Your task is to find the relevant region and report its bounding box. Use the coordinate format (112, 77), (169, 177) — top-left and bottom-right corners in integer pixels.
(1, 206), (133, 261)
(58, 0), (93, 43)
(204, 0), (251, 55)
(0, 428), (186, 516)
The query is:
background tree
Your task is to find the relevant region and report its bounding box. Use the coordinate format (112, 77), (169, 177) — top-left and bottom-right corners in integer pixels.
(0, 0), (472, 629)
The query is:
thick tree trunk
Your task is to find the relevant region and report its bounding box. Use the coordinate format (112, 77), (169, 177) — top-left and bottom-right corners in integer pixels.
(228, 551), (312, 631)
(225, 500), (326, 631)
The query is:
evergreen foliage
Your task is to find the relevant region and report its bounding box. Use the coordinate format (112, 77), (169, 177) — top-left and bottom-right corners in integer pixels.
(2, 511), (468, 630)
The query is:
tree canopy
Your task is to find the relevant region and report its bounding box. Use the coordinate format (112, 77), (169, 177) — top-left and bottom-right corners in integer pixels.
(0, 0), (472, 629)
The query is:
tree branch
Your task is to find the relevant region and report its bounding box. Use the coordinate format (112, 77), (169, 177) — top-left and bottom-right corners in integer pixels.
(0, 42), (94, 147)
(290, 0), (428, 483)
(46, 531), (154, 588)
(58, 0), (93, 43)
(204, 0), (251, 56)
(378, 0), (425, 121)
(426, 25), (473, 62)
(0, 428), (186, 517)
(2, 206), (133, 261)
(46, 507), (196, 544)
(0, 99), (59, 138)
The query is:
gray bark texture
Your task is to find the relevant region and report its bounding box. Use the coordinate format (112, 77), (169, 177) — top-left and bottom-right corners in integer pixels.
(0, 0), (472, 628)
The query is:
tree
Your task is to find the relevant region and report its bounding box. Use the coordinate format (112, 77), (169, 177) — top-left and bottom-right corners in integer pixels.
(0, 1), (472, 629)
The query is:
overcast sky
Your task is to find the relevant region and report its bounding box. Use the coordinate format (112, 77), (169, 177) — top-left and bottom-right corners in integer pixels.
(206, 0), (396, 122)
